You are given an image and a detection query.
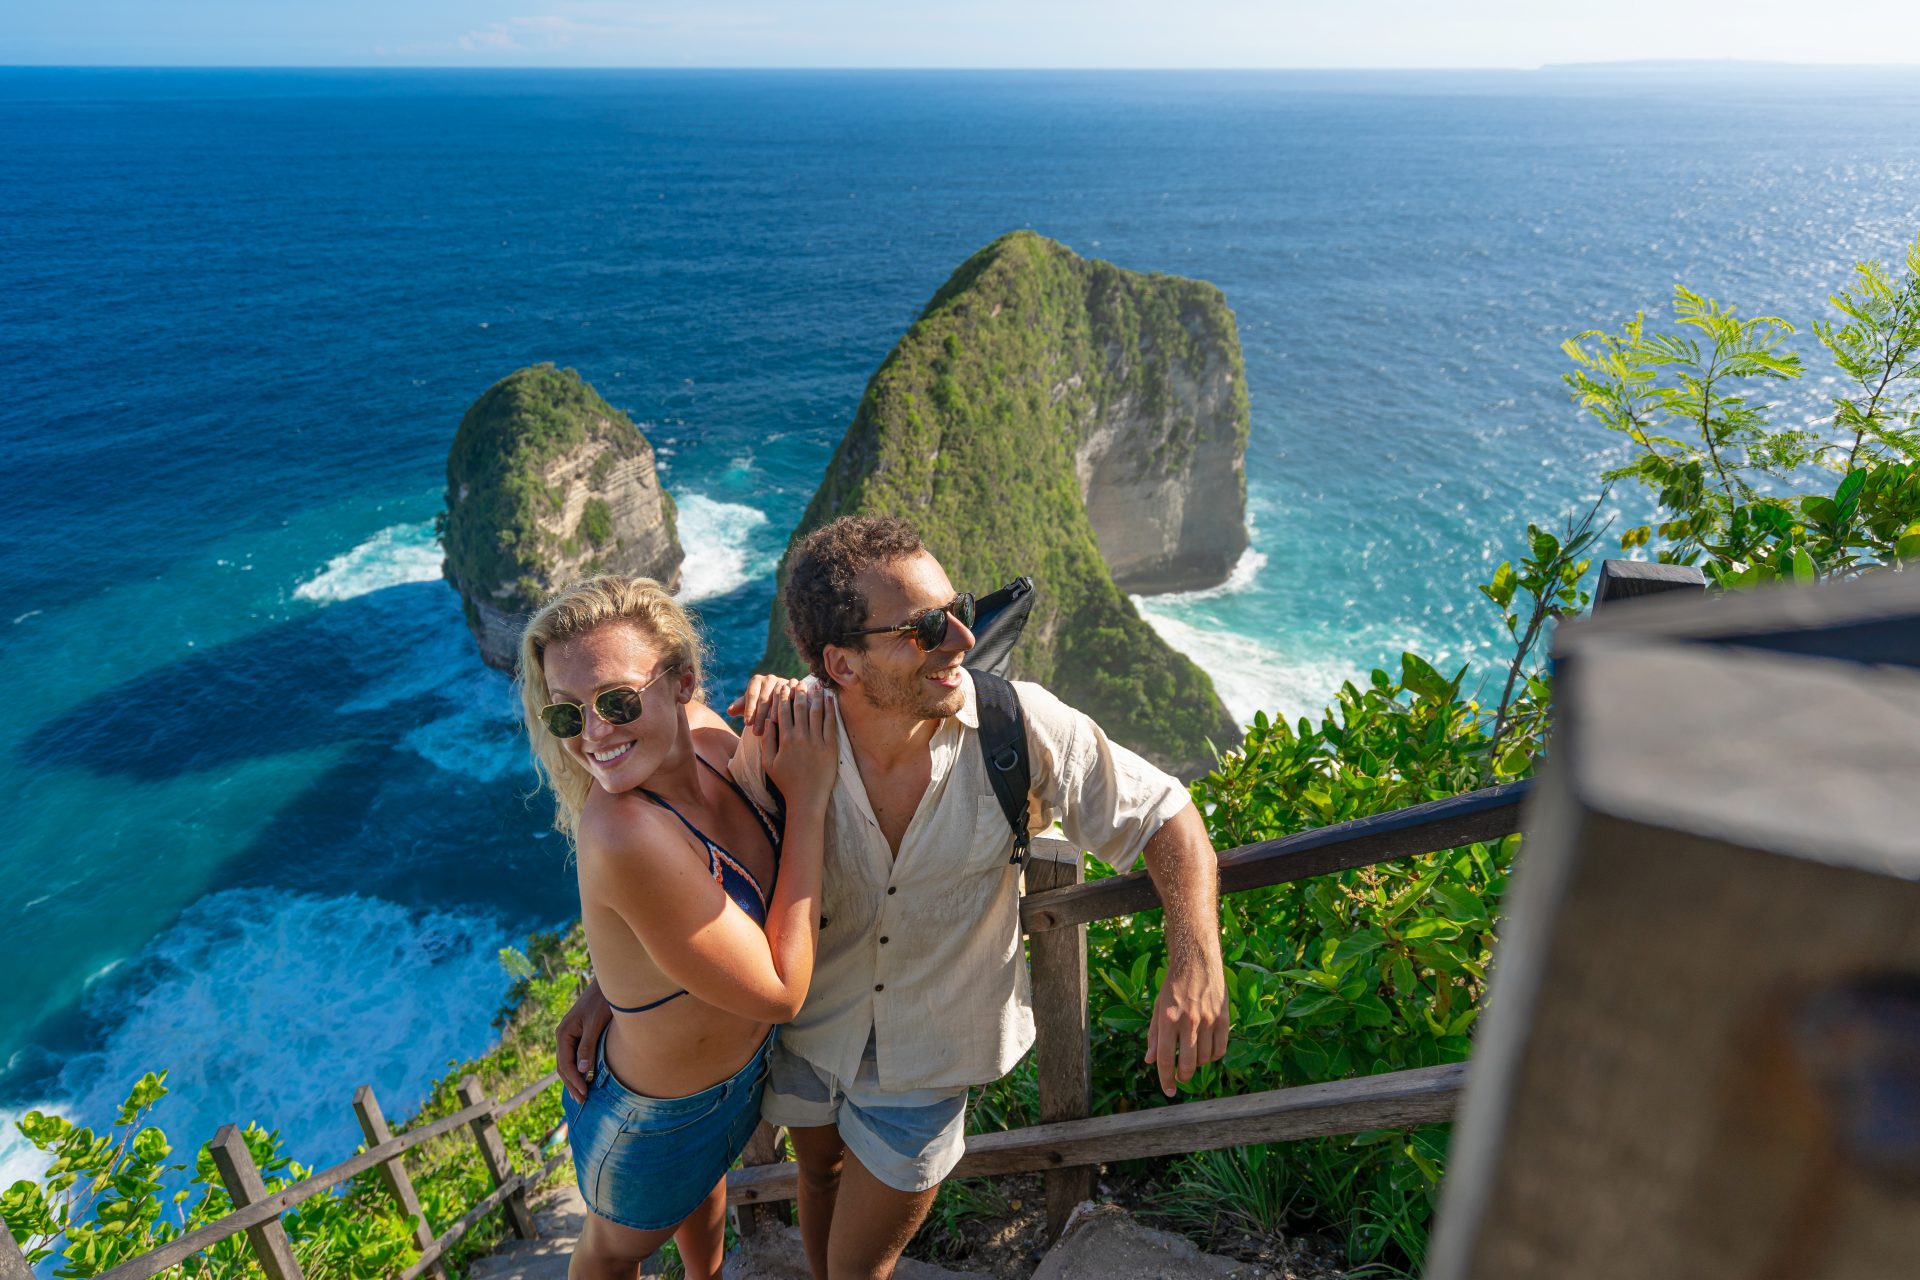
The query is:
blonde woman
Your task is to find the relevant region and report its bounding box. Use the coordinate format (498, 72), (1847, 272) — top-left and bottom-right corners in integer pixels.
(519, 576), (836, 1280)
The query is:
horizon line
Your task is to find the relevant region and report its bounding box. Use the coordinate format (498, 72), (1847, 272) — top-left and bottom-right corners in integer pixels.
(7, 58), (1920, 73)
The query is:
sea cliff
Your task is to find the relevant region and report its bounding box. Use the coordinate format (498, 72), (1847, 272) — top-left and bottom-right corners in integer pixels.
(760, 231), (1246, 774)
(442, 364), (684, 671)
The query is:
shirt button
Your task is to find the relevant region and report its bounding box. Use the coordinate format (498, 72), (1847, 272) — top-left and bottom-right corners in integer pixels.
(874, 983), (885, 992)
(886, 886), (897, 895)
(879, 936), (889, 945)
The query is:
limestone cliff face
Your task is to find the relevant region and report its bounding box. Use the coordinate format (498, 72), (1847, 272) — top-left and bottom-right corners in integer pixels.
(1073, 297), (1249, 593)
(442, 365), (684, 672)
(759, 232), (1248, 776)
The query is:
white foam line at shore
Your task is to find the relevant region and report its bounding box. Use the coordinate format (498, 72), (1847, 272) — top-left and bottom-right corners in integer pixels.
(676, 494), (774, 602)
(294, 522), (444, 603)
(1133, 604), (1358, 728)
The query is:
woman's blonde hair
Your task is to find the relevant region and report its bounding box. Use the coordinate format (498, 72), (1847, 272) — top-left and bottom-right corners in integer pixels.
(517, 575), (708, 839)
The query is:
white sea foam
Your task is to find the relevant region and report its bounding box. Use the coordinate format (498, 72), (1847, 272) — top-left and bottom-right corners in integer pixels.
(294, 522), (443, 603)
(675, 494), (775, 602)
(403, 665), (526, 782)
(21, 891), (514, 1180)
(1133, 603), (1359, 727)
(1141, 546), (1269, 604)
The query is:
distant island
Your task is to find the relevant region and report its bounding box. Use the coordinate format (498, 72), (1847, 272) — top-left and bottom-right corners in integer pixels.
(441, 364), (684, 671)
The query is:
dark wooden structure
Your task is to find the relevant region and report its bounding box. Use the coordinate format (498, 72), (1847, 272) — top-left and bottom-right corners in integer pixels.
(0, 1072), (566, 1280)
(1428, 571), (1920, 1278)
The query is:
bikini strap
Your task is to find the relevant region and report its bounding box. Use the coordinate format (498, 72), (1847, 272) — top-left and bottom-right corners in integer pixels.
(637, 788), (723, 879)
(697, 755), (782, 852)
(607, 988), (686, 1014)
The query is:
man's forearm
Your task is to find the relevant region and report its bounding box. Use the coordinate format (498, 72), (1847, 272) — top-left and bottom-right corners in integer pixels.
(1139, 802), (1223, 966)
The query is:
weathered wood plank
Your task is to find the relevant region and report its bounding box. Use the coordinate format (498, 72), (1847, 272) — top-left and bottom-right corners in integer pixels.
(354, 1086), (443, 1280)
(728, 1063), (1465, 1205)
(397, 1172), (527, 1280)
(1026, 841), (1095, 1241)
(1432, 575), (1920, 1280)
(729, 1122), (789, 1238)
(1593, 559), (1706, 608)
(91, 1099), (494, 1280)
(2, 1215), (35, 1280)
(207, 1125), (305, 1280)
(458, 1077), (535, 1241)
(1022, 784), (1529, 933)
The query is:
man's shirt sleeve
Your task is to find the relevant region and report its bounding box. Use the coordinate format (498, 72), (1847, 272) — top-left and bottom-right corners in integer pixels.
(727, 708), (778, 814)
(1014, 680), (1193, 874)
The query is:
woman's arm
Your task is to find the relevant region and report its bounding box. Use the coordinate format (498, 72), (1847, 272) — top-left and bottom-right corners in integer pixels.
(582, 687), (836, 1024)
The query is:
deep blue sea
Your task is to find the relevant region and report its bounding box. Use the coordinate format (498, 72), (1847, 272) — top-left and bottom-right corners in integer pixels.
(4, 66), (1919, 1185)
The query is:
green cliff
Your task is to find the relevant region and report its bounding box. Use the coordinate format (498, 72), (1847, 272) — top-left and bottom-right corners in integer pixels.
(443, 364), (683, 670)
(761, 231), (1247, 774)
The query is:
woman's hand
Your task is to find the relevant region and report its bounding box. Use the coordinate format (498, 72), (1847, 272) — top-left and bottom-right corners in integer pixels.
(727, 673), (803, 733)
(761, 685), (839, 805)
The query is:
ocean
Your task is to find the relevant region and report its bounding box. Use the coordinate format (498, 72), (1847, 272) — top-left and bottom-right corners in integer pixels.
(3, 66), (1918, 1187)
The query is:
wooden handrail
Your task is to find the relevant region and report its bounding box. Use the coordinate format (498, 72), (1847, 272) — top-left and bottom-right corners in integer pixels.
(1022, 780), (1531, 933)
(83, 1073), (564, 1280)
(729, 1061), (1467, 1204)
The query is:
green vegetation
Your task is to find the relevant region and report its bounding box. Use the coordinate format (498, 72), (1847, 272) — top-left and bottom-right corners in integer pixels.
(967, 239), (1920, 1274)
(5, 933), (583, 1280)
(759, 230), (1245, 773)
(440, 364), (653, 612)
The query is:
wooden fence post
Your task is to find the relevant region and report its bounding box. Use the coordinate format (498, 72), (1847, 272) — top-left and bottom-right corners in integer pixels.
(353, 1085), (446, 1280)
(728, 1121), (789, 1238)
(1025, 836), (1094, 1243)
(2, 1214), (34, 1280)
(456, 1077), (535, 1240)
(207, 1125), (305, 1280)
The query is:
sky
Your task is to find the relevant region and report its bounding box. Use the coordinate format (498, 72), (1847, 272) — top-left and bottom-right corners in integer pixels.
(4, 0), (1920, 68)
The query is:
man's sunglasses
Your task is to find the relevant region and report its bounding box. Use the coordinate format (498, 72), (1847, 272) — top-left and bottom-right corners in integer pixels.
(841, 593), (976, 653)
(540, 664), (677, 739)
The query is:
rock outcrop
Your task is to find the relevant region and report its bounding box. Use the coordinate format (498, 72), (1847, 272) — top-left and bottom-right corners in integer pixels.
(759, 231), (1247, 775)
(442, 364), (683, 671)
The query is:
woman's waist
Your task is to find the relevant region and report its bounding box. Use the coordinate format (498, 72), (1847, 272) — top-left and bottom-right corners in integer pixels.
(601, 1009), (774, 1103)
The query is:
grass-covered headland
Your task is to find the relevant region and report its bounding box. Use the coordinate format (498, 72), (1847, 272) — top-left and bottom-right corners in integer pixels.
(759, 230), (1247, 777)
(9, 241), (1918, 1278)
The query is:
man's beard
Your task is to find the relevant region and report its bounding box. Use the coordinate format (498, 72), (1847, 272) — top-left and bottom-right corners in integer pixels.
(859, 654), (965, 719)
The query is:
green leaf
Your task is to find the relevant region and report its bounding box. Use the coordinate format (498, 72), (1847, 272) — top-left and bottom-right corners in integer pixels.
(1791, 547), (1817, 582)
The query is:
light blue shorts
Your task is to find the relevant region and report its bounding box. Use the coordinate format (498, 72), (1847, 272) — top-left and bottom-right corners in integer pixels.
(759, 1032), (969, 1193)
(563, 1026), (776, 1231)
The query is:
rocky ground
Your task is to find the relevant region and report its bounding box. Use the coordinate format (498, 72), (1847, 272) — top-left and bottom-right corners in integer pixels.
(470, 1175), (1355, 1280)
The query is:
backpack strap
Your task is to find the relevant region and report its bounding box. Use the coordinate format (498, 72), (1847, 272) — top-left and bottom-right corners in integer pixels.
(969, 670), (1034, 869)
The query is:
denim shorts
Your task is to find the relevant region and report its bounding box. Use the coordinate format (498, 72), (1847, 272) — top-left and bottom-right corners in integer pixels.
(562, 1026), (776, 1231)
(758, 1032), (968, 1193)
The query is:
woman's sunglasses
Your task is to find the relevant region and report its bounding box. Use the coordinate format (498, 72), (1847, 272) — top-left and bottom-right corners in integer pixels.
(540, 664), (677, 739)
(841, 593), (976, 653)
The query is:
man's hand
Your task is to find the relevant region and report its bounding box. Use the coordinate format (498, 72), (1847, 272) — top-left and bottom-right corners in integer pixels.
(1145, 946), (1229, 1097)
(556, 978), (613, 1104)
(1138, 803), (1230, 1097)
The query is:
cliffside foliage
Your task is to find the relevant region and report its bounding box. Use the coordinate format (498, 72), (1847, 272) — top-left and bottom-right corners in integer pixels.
(760, 230), (1244, 773)
(973, 240), (1918, 1274)
(4, 934), (582, 1280)
(440, 364), (654, 611)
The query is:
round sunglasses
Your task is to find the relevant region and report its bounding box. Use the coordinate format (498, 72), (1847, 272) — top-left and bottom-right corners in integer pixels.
(540, 664), (677, 739)
(841, 592), (976, 652)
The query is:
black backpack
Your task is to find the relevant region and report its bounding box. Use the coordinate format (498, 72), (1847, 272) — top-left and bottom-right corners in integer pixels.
(964, 578), (1036, 869)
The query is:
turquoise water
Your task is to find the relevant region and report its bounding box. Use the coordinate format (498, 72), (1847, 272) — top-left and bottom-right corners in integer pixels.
(3, 66), (1918, 1184)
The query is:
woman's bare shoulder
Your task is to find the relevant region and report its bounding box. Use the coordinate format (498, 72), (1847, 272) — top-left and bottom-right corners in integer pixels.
(576, 789), (685, 875)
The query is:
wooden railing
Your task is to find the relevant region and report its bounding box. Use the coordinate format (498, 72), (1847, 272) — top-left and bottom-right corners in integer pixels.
(0, 1072), (565, 1280)
(727, 780), (1533, 1241)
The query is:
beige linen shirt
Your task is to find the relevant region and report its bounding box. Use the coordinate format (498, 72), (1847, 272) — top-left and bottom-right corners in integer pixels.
(729, 670), (1191, 1091)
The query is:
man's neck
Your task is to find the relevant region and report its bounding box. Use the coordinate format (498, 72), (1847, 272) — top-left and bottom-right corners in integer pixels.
(836, 695), (942, 775)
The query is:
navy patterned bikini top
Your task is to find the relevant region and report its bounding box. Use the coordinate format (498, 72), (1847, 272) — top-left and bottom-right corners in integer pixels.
(605, 755), (781, 1015)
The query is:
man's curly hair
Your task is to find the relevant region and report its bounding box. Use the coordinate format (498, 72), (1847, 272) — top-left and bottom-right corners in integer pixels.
(784, 515), (925, 683)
